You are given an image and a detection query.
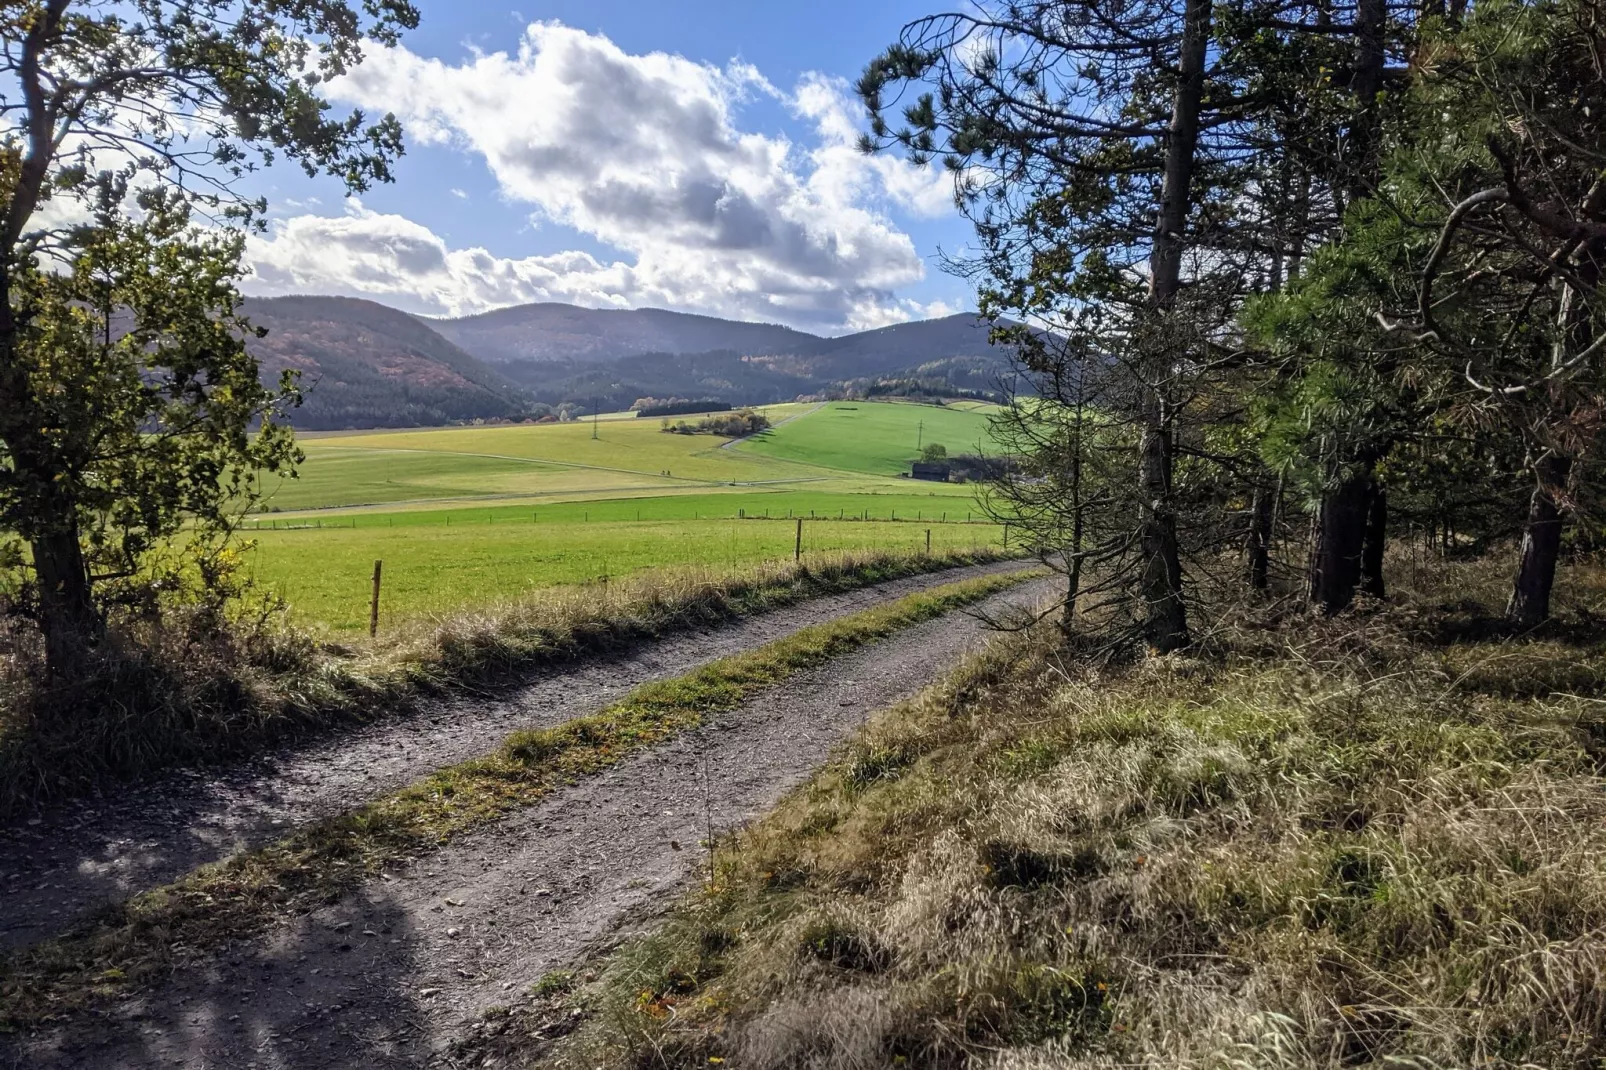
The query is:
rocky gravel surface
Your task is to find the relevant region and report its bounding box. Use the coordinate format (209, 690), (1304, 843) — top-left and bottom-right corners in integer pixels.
(4, 575), (1053, 1069)
(0, 560), (1031, 954)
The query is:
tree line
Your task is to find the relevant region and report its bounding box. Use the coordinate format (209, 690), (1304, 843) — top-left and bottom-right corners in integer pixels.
(863, 0), (1605, 647)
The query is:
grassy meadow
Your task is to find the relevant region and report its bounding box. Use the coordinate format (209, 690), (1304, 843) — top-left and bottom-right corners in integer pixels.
(739, 399), (1001, 475)
(244, 400), (1005, 630)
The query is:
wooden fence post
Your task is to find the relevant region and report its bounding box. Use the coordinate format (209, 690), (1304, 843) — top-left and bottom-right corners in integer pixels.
(369, 560), (383, 638)
(795, 516), (803, 561)
(925, 528), (931, 555)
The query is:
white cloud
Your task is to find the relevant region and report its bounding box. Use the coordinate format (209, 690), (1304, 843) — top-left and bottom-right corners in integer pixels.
(246, 200), (643, 316)
(244, 201), (962, 330)
(243, 22), (961, 331)
(791, 73), (956, 221)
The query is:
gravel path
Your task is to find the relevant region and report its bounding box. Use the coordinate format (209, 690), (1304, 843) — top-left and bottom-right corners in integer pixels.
(6, 575), (1054, 1070)
(0, 560), (1031, 954)
(716, 400), (825, 450)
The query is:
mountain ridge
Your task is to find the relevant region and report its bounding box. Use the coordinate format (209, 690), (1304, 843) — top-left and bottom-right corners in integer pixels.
(242, 295), (525, 430)
(243, 294), (1007, 429)
(426, 302), (835, 364)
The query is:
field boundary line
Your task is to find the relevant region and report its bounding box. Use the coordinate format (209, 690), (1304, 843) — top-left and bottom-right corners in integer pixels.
(257, 476), (835, 518)
(296, 444), (808, 487)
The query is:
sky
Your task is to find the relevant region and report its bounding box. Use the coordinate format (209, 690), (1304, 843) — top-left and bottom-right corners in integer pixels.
(240, 1), (978, 335)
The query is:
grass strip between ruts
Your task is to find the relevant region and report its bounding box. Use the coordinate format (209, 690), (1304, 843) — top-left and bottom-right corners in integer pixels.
(0, 568), (1039, 1030)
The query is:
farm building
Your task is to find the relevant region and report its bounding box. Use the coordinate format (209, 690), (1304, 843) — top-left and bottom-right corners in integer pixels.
(910, 461), (951, 482)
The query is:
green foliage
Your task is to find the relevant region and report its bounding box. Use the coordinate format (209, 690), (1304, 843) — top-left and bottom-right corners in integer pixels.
(0, 0), (418, 673)
(1, 189), (300, 614)
(1243, 0), (1606, 550)
(662, 410), (771, 437)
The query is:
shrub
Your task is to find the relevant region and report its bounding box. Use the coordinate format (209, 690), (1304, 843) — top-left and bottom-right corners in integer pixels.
(661, 410), (771, 437)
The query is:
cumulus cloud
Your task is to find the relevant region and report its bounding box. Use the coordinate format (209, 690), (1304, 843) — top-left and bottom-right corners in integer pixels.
(246, 200), (644, 316)
(792, 73), (956, 221)
(242, 22), (959, 331)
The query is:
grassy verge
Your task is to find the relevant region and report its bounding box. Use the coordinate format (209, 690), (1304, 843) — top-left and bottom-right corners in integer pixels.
(0, 547), (1013, 818)
(503, 596), (1606, 1070)
(247, 512), (1004, 631)
(0, 567), (1037, 1030)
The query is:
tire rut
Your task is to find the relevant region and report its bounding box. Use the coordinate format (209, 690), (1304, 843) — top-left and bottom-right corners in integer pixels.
(0, 560), (1030, 954)
(6, 576), (1053, 1069)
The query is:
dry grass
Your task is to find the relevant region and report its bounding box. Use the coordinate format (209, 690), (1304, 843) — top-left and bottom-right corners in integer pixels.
(0, 547), (1009, 817)
(0, 567), (1034, 1030)
(504, 559), (1606, 1070)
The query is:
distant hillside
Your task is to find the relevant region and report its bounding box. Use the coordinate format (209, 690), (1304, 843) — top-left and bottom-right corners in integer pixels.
(426, 303), (820, 364)
(425, 303), (1006, 377)
(243, 296), (526, 430)
(236, 297), (1013, 430)
(760, 314), (1003, 380)
(497, 350), (817, 414)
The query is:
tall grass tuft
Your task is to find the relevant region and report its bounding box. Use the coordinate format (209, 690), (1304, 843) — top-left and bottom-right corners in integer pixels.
(522, 560), (1606, 1070)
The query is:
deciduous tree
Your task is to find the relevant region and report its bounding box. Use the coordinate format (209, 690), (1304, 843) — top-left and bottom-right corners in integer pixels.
(0, 0), (418, 676)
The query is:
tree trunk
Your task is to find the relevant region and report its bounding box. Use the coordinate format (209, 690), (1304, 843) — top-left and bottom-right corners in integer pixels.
(1348, 0), (1387, 199)
(1359, 484), (1387, 597)
(1309, 471), (1369, 614)
(1507, 458), (1571, 629)
(1505, 223), (1601, 627)
(1307, 0), (1390, 614)
(0, 285), (102, 678)
(1138, 401), (1188, 649)
(1246, 481), (1273, 591)
(1136, 0), (1210, 654)
(1063, 430), (1086, 633)
(31, 517), (100, 678)
(1063, 550), (1083, 634)
(0, 3), (104, 680)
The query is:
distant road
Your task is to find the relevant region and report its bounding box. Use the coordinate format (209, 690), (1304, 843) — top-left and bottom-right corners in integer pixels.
(718, 400), (827, 450)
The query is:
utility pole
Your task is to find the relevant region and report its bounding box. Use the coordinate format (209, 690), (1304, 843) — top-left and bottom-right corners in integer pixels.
(592, 398), (599, 440)
(916, 418), (923, 451)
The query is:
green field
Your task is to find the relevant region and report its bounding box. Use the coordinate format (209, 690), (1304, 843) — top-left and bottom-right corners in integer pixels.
(737, 400), (1000, 475)
(247, 517), (1003, 631)
(246, 400), (1004, 630)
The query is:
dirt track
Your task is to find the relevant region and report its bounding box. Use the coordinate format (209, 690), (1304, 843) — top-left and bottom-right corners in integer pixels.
(4, 573), (1052, 1069)
(0, 560), (1033, 954)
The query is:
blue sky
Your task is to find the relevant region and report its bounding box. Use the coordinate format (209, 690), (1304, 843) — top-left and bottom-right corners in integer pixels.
(243, 1), (977, 334)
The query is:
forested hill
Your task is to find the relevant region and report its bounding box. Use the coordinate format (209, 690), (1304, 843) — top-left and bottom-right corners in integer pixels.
(482, 309), (1011, 413)
(243, 297), (1011, 428)
(425, 303), (821, 364)
(241, 296), (527, 430)
(761, 313), (1000, 378)
(424, 302), (1004, 376)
